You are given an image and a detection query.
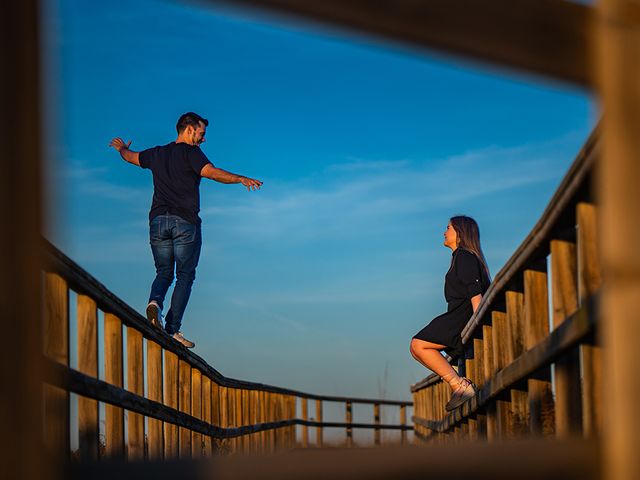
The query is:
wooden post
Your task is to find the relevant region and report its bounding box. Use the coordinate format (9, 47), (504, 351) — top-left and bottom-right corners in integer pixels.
(492, 311), (514, 438)
(374, 403), (381, 445)
(316, 400), (323, 447)
(474, 339), (484, 388)
(201, 376), (212, 456)
(1, 3), (46, 479)
(524, 268), (554, 436)
(178, 360), (192, 458)
(400, 405), (407, 445)
(250, 390), (260, 452)
(550, 239), (582, 437)
(147, 341), (163, 460)
(209, 381), (219, 455)
(104, 313), (124, 458)
(235, 389), (244, 452)
(506, 290), (528, 436)
(505, 291), (525, 361)
(301, 398), (309, 447)
(346, 401), (353, 447)
(126, 327), (144, 460)
(577, 202), (603, 437)
(77, 294), (99, 460)
(163, 351), (179, 459)
(241, 389), (250, 452)
(43, 274), (70, 460)
(597, 3), (640, 477)
(191, 369), (202, 458)
(218, 386), (229, 453)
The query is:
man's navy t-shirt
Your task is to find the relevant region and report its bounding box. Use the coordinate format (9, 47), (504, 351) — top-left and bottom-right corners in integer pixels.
(139, 142), (212, 225)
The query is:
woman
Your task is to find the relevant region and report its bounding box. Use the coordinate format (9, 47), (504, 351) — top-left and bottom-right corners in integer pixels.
(410, 215), (491, 411)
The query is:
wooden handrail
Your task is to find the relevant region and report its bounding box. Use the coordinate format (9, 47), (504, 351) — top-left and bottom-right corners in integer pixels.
(411, 126), (603, 443)
(42, 239), (411, 408)
(461, 126), (599, 344)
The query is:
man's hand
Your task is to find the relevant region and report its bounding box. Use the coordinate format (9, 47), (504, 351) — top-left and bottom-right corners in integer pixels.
(109, 137), (132, 152)
(109, 137), (140, 166)
(240, 177), (263, 191)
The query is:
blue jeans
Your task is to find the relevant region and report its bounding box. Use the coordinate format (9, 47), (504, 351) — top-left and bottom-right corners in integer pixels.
(148, 214), (202, 334)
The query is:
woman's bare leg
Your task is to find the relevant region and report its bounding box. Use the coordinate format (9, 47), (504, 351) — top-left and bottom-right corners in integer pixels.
(410, 338), (462, 391)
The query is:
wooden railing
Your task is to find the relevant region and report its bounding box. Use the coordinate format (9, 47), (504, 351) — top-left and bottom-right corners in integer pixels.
(41, 241), (412, 461)
(411, 128), (602, 442)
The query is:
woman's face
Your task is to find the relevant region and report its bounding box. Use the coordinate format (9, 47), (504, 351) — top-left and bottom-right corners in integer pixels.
(443, 222), (458, 250)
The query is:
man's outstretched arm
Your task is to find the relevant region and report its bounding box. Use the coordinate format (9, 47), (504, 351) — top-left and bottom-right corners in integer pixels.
(109, 137), (140, 166)
(200, 164), (263, 191)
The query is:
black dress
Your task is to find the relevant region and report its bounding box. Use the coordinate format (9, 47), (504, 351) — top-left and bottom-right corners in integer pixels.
(413, 248), (490, 360)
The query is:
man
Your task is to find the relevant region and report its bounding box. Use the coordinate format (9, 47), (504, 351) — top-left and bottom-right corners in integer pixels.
(109, 112), (262, 348)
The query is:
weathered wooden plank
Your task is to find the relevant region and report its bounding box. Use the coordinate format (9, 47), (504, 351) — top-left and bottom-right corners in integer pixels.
(241, 389), (250, 451)
(235, 389), (243, 451)
(147, 340), (163, 460)
(550, 240), (582, 437)
(523, 269), (554, 436)
(77, 294), (98, 460)
(104, 313), (124, 458)
(218, 386), (230, 454)
(346, 401), (353, 447)
(163, 350), (179, 459)
(224, 0), (593, 86)
(505, 291), (525, 360)
(576, 202), (602, 438)
(1, 2), (45, 478)
(191, 368), (202, 458)
(492, 311), (509, 372)
(374, 403), (381, 445)
(301, 397), (308, 447)
(316, 400), (323, 447)
(202, 376), (212, 456)
(511, 389), (529, 437)
(43, 273), (70, 459)
(400, 405), (407, 445)
(483, 325), (494, 381)
(126, 327), (144, 460)
(474, 339), (484, 388)
(178, 360), (192, 458)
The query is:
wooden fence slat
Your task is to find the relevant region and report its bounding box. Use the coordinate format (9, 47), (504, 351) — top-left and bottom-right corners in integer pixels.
(126, 327), (144, 460)
(400, 405), (407, 445)
(202, 376), (212, 456)
(235, 389), (243, 452)
(301, 397), (308, 447)
(146, 340), (163, 460)
(474, 339), (484, 388)
(523, 269), (554, 436)
(44, 273), (70, 460)
(505, 291), (525, 361)
(178, 360), (192, 458)
(577, 202), (602, 437)
(550, 239), (582, 437)
(163, 350), (179, 459)
(242, 389), (250, 452)
(316, 400), (323, 447)
(346, 401), (353, 447)
(374, 403), (381, 445)
(104, 313), (124, 458)
(77, 294), (98, 460)
(191, 369), (202, 458)
(218, 386), (229, 454)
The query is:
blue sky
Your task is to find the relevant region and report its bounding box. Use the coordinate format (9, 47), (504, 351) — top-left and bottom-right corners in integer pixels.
(43, 0), (596, 409)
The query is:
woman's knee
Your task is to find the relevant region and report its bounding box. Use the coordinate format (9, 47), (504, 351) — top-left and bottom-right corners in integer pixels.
(409, 338), (422, 356)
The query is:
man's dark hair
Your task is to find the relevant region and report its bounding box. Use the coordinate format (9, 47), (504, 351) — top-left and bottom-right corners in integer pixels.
(176, 112), (209, 133)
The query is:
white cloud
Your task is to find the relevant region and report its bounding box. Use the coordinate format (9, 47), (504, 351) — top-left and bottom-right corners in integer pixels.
(200, 136), (576, 243)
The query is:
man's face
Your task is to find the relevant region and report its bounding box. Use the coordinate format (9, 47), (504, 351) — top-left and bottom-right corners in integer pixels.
(188, 121), (207, 146)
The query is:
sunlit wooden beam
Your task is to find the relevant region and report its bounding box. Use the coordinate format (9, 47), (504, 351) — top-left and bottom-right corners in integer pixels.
(210, 0), (594, 87)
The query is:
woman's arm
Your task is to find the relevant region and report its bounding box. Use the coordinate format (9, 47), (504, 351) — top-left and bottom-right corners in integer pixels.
(471, 293), (482, 313)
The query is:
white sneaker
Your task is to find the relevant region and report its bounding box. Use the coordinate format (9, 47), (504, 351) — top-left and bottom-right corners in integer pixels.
(172, 331), (195, 348)
(146, 301), (163, 331)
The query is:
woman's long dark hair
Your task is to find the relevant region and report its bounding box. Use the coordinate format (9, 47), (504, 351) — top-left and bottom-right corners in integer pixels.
(450, 215), (491, 280)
